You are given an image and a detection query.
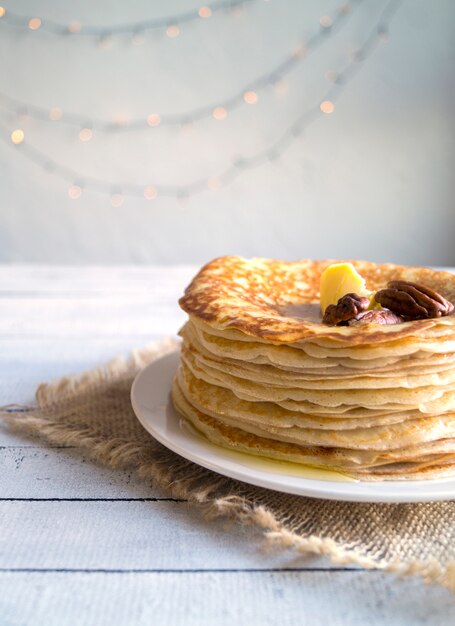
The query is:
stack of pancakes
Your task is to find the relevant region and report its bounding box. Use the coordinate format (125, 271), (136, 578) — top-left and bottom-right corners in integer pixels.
(172, 257), (455, 480)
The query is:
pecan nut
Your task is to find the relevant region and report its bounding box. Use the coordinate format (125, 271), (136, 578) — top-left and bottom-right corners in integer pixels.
(348, 309), (404, 326)
(323, 293), (370, 325)
(374, 281), (454, 320)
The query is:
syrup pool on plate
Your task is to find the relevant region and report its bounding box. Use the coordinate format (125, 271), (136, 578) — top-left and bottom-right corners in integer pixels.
(179, 418), (356, 483)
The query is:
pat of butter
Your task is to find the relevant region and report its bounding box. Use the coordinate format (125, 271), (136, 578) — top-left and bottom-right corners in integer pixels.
(320, 263), (369, 314)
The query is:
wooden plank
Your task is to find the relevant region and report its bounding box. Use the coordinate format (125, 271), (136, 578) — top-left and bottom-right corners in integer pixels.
(0, 265), (197, 294)
(0, 447), (160, 499)
(0, 334), (165, 359)
(0, 333), (171, 406)
(0, 425), (46, 448)
(2, 264), (454, 624)
(0, 265), (450, 293)
(0, 500), (329, 571)
(0, 298), (185, 336)
(0, 266), (192, 336)
(0, 571), (453, 626)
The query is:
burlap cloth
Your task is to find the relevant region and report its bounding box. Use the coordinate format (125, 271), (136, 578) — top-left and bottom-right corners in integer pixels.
(2, 338), (454, 591)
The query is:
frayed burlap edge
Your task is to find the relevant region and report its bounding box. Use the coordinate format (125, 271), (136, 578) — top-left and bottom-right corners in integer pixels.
(1, 337), (454, 593)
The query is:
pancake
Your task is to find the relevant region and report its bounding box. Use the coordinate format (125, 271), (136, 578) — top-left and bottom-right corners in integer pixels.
(179, 257), (455, 344)
(172, 256), (455, 481)
(177, 366), (452, 431)
(191, 317), (455, 363)
(184, 320), (455, 375)
(177, 368), (455, 450)
(192, 317), (455, 360)
(180, 345), (455, 408)
(172, 378), (455, 481)
(182, 334), (455, 390)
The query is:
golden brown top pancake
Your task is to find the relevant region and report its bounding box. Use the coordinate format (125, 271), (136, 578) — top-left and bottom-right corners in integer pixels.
(179, 257), (455, 344)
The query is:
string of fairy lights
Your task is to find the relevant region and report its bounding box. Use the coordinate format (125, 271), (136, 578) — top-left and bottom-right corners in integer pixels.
(0, 0), (402, 204)
(0, 0), (257, 39)
(0, 1), (360, 132)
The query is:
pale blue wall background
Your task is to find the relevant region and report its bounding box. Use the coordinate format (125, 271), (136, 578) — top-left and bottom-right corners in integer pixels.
(0, 0), (454, 265)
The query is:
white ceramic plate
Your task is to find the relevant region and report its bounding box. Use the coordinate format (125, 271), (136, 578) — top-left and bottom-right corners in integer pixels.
(131, 350), (455, 503)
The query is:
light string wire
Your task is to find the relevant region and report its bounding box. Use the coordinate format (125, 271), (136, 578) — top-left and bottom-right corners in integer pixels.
(0, 1), (362, 131)
(0, 0), (256, 37)
(0, 0), (402, 203)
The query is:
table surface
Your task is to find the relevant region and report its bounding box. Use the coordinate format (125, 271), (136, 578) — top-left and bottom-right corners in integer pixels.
(1, 265), (454, 626)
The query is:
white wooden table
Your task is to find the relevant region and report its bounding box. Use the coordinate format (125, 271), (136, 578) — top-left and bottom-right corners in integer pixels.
(1, 265), (454, 626)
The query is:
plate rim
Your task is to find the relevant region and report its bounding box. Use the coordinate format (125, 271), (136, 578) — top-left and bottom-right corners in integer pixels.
(131, 349), (455, 503)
